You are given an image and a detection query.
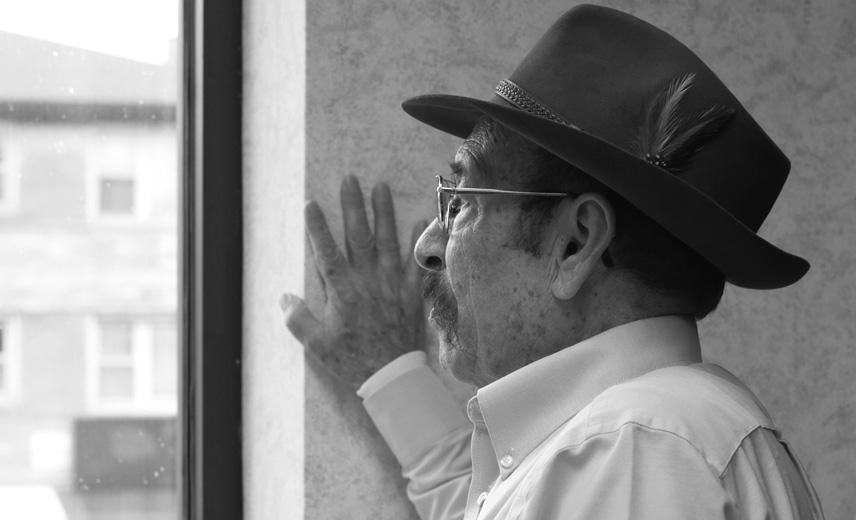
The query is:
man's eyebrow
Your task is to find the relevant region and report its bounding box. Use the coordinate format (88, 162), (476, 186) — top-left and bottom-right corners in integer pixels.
(448, 160), (466, 180)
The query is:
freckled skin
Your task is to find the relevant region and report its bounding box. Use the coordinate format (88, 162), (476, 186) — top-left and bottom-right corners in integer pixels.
(425, 138), (575, 387)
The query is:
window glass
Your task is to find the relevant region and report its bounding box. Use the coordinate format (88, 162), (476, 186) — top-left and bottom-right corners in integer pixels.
(100, 320), (134, 356)
(0, 318), (20, 405)
(99, 366), (135, 399)
(0, 140), (20, 213)
(99, 178), (135, 215)
(0, 322), (5, 391)
(152, 321), (178, 398)
(90, 316), (178, 411)
(0, 1), (180, 519)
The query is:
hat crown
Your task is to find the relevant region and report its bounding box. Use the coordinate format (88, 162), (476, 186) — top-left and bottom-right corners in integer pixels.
(505, 4), (789, 232)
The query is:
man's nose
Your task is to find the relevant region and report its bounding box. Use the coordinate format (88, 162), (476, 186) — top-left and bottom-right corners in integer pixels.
(414, 219), (447, 271)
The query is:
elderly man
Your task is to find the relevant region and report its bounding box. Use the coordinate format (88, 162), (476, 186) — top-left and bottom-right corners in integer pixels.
(281, 4), (824, 519)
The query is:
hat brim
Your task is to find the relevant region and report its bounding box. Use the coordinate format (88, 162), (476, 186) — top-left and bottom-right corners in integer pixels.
(403, 93), (809, 289)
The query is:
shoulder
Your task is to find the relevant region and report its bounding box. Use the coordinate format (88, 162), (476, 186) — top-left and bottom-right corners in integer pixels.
(581, 364), (775, 476)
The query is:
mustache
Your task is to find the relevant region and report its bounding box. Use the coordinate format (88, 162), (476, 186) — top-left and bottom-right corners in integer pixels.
(422, 271), (459, 340)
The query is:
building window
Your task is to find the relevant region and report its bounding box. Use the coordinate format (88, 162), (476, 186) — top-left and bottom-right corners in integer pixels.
(98, 319), (136, 399)
(0, 317), (21, 405)
(152, 320), (178, 398)
(87, 316), (177, 414)
(99, 177), (136, 215)
(0, 146), (6, 207)
(0, 139), (21, 214)
(0, 321), (7, 398)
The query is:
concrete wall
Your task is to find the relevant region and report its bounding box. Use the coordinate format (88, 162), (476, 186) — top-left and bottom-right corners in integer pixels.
(244, 0), (856, 518)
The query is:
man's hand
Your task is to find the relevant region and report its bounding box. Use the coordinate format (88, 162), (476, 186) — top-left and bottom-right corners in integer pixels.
(280, 175), (428, 390)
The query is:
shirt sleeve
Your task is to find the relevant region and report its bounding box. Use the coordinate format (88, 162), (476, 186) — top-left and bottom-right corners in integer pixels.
(720, 427), (825, 520)
(357, 351), (430, 400)
(516, 423), (734, 520)
(513, 424), (824, 520)
(360, 353), (473, 520)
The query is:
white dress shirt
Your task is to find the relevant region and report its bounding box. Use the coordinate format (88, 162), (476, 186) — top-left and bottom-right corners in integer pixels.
(358, 315), (824, 519)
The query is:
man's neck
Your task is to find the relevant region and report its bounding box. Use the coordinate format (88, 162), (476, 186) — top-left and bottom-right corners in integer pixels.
(566, 273), (691, 347)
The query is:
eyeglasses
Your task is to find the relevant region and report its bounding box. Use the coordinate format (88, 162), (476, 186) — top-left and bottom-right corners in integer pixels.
(435, 175), (568, 235)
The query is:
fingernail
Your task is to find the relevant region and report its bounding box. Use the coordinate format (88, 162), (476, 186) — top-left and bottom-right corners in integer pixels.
(344, 175), (359, 191)
(373, 182), (392, 205)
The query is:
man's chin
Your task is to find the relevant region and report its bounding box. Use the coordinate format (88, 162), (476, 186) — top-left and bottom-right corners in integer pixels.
(438, 335), (480, 386)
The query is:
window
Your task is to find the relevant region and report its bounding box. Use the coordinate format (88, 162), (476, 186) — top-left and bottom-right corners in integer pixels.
(0, 317), (21, 405)
(0, 151), (5, 206)
(0, 0), (244, 518)
(84, 135), (150, 221)
(0, 322), (6, 394)
(152, 320), (178, 398)
(0, 139), (20, 214)
(97, 319), (134, 399)
(87, 316), (177, 413)
(0, 1), (186, 518)
(99, 177), (135, 215)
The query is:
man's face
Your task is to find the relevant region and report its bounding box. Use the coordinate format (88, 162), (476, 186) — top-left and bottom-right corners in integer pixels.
(416, 129), (566, 387)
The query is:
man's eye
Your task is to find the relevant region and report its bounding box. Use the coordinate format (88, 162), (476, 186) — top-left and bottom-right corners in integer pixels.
(448, 195), (464, 217)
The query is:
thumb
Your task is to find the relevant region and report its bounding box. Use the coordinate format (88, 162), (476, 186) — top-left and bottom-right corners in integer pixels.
(279, 293), (320, 347)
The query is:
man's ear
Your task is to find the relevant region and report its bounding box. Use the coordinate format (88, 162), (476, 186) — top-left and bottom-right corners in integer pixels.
(550, 193), (616, 300)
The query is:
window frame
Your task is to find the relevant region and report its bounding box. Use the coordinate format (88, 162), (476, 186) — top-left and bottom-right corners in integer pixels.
(181, 0), (244, 519)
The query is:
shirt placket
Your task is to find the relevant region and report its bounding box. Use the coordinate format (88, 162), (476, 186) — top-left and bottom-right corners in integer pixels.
(465, 400), (499, 520)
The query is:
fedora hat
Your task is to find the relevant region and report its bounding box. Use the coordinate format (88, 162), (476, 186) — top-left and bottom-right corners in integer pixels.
(402, 4), (809, 289)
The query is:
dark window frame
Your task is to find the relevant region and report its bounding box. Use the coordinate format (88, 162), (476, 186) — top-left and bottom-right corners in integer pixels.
(181, 0), (244, 518)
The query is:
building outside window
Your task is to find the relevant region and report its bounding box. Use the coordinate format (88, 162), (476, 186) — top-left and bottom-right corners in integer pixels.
(0, 317), (22, 406)
(86, 316), (177, 413)
(0, 320), (7, 398)
(0, 2), (180, 519)
(98, 177), (135, 215)
(0, 140), (21, 214)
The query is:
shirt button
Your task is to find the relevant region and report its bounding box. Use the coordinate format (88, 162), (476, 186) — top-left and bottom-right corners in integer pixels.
(477, 491), (488, 506)
(500, 455), (514, 468)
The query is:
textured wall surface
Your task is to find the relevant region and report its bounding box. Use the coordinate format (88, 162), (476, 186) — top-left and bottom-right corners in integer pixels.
(263, 0), (856, 518)
(244, 0), (306, 518)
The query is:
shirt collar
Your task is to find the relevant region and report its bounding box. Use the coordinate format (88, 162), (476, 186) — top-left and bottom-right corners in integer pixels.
(471, 315), (702, 479)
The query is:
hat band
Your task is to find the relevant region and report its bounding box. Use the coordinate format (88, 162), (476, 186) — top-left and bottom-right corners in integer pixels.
(495, 79), (579, 129)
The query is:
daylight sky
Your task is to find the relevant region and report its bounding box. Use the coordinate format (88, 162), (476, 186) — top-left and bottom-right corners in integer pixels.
(0, 0), (179, 64)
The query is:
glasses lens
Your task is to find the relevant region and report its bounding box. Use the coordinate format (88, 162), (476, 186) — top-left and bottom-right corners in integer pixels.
(437, 176), (454, 234)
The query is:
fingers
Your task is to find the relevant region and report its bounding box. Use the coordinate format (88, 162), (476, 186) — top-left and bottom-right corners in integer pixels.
(340, 176), (376, 269)
(372, 182), (401, 274)
(305, 201), (347, 285)
(279, 293), (320, 347)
